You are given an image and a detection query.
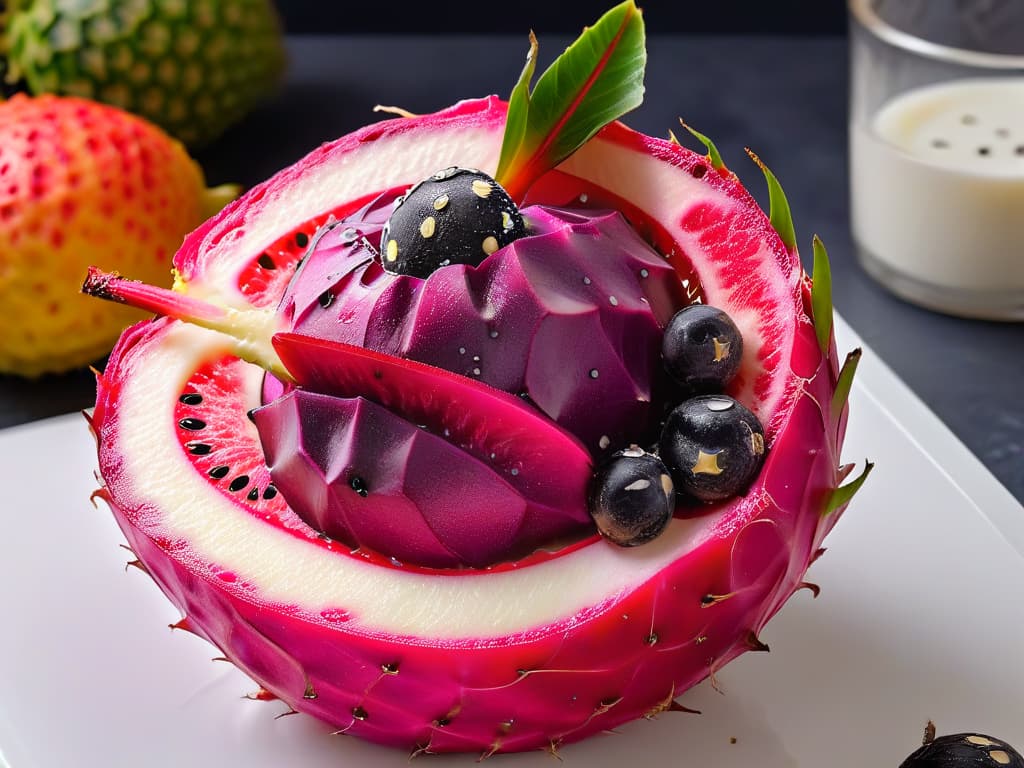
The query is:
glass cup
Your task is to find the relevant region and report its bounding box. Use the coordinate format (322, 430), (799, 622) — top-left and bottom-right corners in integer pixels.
(849, 0), (1024, 321)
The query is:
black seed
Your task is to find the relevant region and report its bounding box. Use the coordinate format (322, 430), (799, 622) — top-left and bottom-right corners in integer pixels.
(186, 442), (211, 455)
(318, 290), (334, 308)
(209, 465), (230, 479)
(263, 484), (278, 500)
(178, 393), (203, 405)
(257, 253), (276, 269)
(381, 662), (399, 674)
(229, 475), (250, 492)
(690, 163), (708, 178)
(247, 487), (259, 501)
(295, 232), (309, 248)
(350, 475), (369, 497)
(178, 418), (206, 431)
(246, 408), (257, 423)
(351, 706), (368, 721)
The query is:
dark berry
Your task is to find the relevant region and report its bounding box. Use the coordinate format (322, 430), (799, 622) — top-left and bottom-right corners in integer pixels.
(662, 304), (743, 393)
(659, 395), (765, 503)
(588, 447), (675, 546)
(380, 167), (527, 278)
(899, 730), (1023, 768)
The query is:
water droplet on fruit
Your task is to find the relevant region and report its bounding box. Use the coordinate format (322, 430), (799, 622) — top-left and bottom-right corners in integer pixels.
(582, 276), (592, 285)
(609, 295), (619, 306)
(599, 435), (611, 450)
(510, 468), (519, 476)
(351, 706), (369, 721)
(640, 268), (649, 278)
(579, 193), (589, 203)
(340, 227), (359, 244)
(589, 369), (599, 379)
(458, 347), (466, 355)
(472, 367), (481, 376)
(489, 329), (499, 339)
(389, 557), (403, 567)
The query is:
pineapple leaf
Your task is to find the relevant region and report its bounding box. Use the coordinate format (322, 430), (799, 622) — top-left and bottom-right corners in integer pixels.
(678, 119), (725, 171)
(495, 1), (646, 201)
(745, 149), (796, 252)
(811, 235), (833, 354)
(823, 460), (873, 516)
(831, 347), (862, 420)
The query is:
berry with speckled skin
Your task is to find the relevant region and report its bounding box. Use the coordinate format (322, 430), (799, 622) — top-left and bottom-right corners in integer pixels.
(0, 94), (236, 377)
(662, 304), (744, 393)
(589, 447), (675, 546)
(659, 394), (766, 503)
(900, 730), (1024, 768)
(380, 167), (526, 278)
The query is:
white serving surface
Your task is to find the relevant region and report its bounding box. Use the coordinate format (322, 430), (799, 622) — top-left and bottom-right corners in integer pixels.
(1, 315), (1021, 767)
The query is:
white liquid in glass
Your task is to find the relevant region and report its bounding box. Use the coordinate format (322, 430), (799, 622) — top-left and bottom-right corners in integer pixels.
(850, 78), (1024, 317)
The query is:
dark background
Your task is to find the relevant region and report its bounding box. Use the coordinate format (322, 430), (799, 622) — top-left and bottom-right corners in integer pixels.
(275, 2), (848, 36)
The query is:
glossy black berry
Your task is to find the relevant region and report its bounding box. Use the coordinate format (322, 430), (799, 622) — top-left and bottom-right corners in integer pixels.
(380, 167), (527, 278)
(899, 731), (1024, 768)
(662, 304), (743, 393)
(659, 395), (766, 503)
(588, 447), (675, 546)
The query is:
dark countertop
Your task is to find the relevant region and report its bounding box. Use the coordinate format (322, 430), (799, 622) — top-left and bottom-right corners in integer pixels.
(1, 35), (1022, 502)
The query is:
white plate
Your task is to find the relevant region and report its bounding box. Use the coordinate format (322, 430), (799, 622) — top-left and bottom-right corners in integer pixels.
(1, 316), (1022, 768)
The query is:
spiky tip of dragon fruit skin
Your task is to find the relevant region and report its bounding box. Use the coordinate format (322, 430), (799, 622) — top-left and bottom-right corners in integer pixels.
(87, 96), (856, 755)
(278, 197), (683, 456)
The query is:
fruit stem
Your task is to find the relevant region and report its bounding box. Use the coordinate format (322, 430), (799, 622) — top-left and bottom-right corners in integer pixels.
(82, 266), (291, 381)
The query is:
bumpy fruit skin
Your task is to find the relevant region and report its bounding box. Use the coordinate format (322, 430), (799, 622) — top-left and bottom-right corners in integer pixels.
(2, 0), (286, 147)
(0, 94), (233, 376)
(90, 98), (856, 755)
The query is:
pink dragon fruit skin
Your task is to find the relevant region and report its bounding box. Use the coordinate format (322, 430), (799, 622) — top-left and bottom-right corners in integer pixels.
(87, 96), (860, 756)
(278, 197), (683, 455)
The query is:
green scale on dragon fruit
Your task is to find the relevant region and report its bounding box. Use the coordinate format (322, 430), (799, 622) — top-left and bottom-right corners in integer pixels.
(270, 191), (684, 455)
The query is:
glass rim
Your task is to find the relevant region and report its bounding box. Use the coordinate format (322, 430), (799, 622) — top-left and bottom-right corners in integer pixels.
(849, 0), (1024, 70)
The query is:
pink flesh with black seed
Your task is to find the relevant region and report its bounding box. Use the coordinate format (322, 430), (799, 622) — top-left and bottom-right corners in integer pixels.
(90, 97), (854, 755)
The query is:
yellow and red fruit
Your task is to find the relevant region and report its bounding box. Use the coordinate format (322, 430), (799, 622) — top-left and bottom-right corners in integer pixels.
(0, 94), (236, 377)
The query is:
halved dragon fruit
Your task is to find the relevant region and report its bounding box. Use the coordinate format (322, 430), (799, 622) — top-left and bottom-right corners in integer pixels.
(86, 2), (867, 757)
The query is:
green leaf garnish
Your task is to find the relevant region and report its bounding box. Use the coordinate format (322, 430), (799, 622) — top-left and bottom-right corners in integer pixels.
(495, 1), (646, 201)
(811, 234), (833, 354)
(678, 119), (725, 171)
(831, 347), (862, 422)
(823, 460), (873, 516)
(746, 149), (796, 252)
